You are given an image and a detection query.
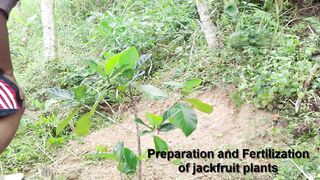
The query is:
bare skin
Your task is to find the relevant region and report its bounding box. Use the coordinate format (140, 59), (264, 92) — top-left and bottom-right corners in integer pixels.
(0, 12), (25, 153)
(0, 106), (25, 153)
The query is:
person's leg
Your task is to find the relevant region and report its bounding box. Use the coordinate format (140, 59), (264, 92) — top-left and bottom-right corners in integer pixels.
(0, 105), (25, 153)
(0, 2), (25, 154)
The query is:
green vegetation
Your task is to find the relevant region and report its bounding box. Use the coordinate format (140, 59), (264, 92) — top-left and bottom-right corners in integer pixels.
(0, 0), (319, 179)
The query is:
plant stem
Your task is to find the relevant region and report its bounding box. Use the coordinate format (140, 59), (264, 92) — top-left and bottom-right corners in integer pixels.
(128, 85), (142, 180)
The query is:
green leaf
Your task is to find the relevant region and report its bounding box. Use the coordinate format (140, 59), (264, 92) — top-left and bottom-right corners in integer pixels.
(74, 86), (87, 101)
(104, 47), (139, 76)
(102, 51), (115, 60)
(110, 64), (131, 80)
(102, 153), (116, 160)
(75, 112), (92, 136)
(105, 53), (121, 76)
(182, 78), (202, 95)
(113, 141), (124, 162)
(158, 123), (177, 132)
(145, 112), (163, 127)
(153, 136), (169, 152)
(118, 47), (139, 69)
(135, 118), (152, 129)
(117, 85), (127, 91)
(118, 148), (138, 175)
(136, 84), (168, 100)
(56, 108), (80, 135)
(163, 103), (197, 137)
(47, 88), (74, 101)
(184, 78), (202, 90)
(90, 91), (108, 115)
(185, 98), (213, 114)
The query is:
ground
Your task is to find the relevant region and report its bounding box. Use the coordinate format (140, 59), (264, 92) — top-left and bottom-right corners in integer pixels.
(39, 86), (281, 180)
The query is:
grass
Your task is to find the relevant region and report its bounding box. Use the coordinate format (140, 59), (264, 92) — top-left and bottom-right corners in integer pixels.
(0, 0), (319, 178)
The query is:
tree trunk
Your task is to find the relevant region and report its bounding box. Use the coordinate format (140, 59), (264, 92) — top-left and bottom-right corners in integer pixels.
(40, 0), (57, 61)
(196, 0), (218, 49)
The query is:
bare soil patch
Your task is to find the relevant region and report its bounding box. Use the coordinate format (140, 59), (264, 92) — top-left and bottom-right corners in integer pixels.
(51, 87), (279, 179)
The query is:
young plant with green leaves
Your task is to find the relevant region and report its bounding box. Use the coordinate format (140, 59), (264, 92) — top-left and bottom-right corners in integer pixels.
(51, 46), (213, 179)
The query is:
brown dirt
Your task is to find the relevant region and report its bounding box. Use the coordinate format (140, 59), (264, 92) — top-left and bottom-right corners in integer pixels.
(291, 1), (320, 17)
(50, 87), (280, 180)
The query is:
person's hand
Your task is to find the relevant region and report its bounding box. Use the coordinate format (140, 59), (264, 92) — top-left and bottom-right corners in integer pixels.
(2, 72), (25, 101)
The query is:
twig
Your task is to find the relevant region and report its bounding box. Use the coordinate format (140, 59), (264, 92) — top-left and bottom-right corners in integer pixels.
(290, 159), (314, 180)
(298, 4), (320, 12)
(35, 144), (61, 169)
(128, 85), (142, 180)
(84, 105), (137, 135)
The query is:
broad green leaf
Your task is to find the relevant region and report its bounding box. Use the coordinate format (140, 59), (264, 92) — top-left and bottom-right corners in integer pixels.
(153, 136), (169, 152)
(110, 64), (131, 80)
(184, 78), (202, 90)
(102, 51), (115, 60)
(56, 108), (80, 135)
(104, 47), (139, 76)
(135, 118), (151, 129)
(118, 47), (139, 69)
(163, 103), (197, 137)
(158, 123), (177, 132)
(118, 148), (138, 175)
(185, 98), (213, 114)
(105, 53), (121, 76)
(114, 141), (124, 162)
(47, 88), (74, 101)
(76, 112), (92, 136)
(74, 86), (87, 101)
(90, 91), (108, 115)
(136, 84), (168, 100)
(182, 78), (202, 95)
(145, 113), (163, 127)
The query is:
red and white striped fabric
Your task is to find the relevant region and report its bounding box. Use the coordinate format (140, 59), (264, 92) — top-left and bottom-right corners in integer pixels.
(0, 79), (20, 110)
(0, 75), (22, 117)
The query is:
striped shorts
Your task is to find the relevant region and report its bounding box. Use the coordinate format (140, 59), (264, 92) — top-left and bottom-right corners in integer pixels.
(0, 74), (22, 117)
